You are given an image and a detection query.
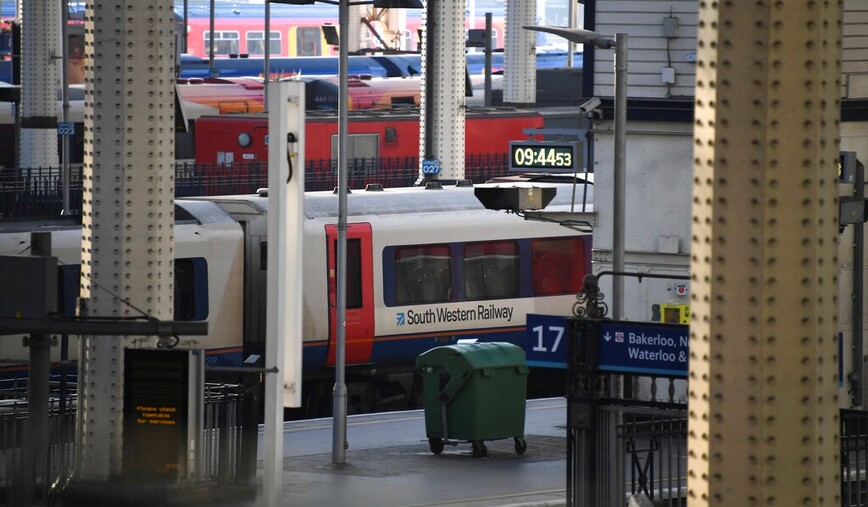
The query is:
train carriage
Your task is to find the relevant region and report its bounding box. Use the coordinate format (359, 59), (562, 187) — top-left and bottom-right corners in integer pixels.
(198, 181), (592, 413)
(0, 179), (592, 415)
(0, 200), (246, 376)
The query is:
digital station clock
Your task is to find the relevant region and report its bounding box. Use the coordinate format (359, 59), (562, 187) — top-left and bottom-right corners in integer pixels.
(508, 141), (581, 173)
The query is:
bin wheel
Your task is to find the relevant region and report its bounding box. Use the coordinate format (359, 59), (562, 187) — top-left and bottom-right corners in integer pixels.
(514, 437), (527, 455)
(428, 438), (444, 455)
(471, 441), (487, 458)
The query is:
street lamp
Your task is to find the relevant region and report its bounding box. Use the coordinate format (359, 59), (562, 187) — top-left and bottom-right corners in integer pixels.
(524, 26), (627, 320)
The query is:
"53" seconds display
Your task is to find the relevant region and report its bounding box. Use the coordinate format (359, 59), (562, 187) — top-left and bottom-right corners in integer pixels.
(509, 140), (581, 172)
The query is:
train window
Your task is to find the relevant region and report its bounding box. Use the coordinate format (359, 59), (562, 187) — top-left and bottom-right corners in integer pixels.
(463, 241), (519, 301)
(204, 31), (240, 55)
(56, 259), (208, 321)
(58, 265), (81, 317)
(330, 133), (378, 161)
(332, 238), (363, 309)
(0, 29), (10, 57)
(247, 30), (281, 55)
(531, 237), (584, 296)
(175, 258), (209, 321)
(394, 245), (451, 305)
(296, 27), (322, 57)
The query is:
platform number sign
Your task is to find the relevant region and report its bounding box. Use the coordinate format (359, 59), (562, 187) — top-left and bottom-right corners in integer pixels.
(421, 159), (441, 175)
(524, 313), (569, 368)
(57, 122), (75, 136)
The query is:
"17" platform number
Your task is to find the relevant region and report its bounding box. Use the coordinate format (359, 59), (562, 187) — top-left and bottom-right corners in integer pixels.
(531, 324), (564, 353)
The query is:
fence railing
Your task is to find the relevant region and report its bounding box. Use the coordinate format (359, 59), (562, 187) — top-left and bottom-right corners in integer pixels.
(842, 409), (868, 507)
(2, 154), (512, 220)
(596, 403), (868, 507)
(0, 376), (257, 506)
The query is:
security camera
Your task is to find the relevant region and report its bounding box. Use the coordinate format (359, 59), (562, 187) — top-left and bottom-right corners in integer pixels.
(579, 97), (602, 114)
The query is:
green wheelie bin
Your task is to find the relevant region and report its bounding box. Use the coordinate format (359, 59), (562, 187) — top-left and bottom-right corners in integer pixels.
(416, 342), (528, 458)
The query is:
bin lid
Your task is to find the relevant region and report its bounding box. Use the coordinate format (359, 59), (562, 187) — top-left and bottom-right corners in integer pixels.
(416, 342), (526, 370)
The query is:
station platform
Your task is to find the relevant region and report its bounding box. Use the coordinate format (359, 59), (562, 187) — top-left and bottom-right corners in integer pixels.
(256, 397), (568, 507)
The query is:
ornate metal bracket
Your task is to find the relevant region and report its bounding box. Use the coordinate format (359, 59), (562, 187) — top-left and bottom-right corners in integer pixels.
(573, 274), (608, 319)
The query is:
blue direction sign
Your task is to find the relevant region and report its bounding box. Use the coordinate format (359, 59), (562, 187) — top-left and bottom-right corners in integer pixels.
(598, 321), (688, 377)
(524, 313), (570, 369)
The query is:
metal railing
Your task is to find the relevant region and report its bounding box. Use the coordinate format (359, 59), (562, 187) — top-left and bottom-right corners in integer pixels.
(0, 375), (257, 506)
(580, 386), (868, 507)
(843, 409), (868, 507)
(2, 154), (512, 220)
(0, 375), (77, 506)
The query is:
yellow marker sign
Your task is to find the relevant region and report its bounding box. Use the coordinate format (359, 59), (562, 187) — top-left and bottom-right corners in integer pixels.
(660, 303), (690, 324)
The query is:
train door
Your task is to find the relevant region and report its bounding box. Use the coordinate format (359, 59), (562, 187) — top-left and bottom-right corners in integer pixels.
(325, 223), (374, 366)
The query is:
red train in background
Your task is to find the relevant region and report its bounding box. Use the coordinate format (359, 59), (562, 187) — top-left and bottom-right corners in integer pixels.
(0, 74), (506, 168)
(193, 107), (543, 167)
(178, 73), (503, 115)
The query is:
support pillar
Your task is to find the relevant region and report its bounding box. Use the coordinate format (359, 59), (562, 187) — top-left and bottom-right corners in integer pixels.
(689, 2), (841, 505)
(418, 0), (465, 182)
(503, 0), (535, 106)
(18, 0), (60, 170)
(78, 0), (175, 479)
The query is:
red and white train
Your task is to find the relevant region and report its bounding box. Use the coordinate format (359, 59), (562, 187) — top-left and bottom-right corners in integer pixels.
(0, 179), (592, 416)
(180, 1), (506, 58)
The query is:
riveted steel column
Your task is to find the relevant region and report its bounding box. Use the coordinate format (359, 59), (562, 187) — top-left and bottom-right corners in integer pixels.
(78, 0), (176, 479)
(503, 0), (535, 106)
(689, 2), (840, 506)
(18, 0), (60, 170)
(419, 0), (464, 182)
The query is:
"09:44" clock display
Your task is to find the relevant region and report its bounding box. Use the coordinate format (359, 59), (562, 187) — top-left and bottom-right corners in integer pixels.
(508, 141), (580, 172)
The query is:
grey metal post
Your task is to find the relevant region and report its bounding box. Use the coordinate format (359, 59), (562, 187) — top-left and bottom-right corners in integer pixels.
(264, 1), (271, 108)
(25, 232), (52, 506)
(484, 13), (492, 107)
(853, 162), (864, 406)
(182, 0), (189, 54)
(332, 0), (349, 465)
(567, 1), (576, 68)
(61, 0), (71, 214)
(208, 0), (215, 77)
(612, 33), (627, 320)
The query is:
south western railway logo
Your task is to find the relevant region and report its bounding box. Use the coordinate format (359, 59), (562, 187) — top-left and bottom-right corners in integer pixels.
(397, 305), (514, 326)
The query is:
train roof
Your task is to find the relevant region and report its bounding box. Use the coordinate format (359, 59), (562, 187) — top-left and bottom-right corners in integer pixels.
(176, 1), (506, 19)
(197, 179), (593, 219)
(194, 104), (541, 124)
(0, 200), (237, 234)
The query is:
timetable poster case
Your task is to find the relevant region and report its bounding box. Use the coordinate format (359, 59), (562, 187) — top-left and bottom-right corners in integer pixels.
(123, 348), (204, 481)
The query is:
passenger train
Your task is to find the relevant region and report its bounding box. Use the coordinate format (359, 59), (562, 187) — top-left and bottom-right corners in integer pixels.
(0, 179), (593, 416)
(179, 1), (507, 58)
(0, 75), (528, 170)
(193, 104), (539, 167)
(1, 0), (576, 84)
